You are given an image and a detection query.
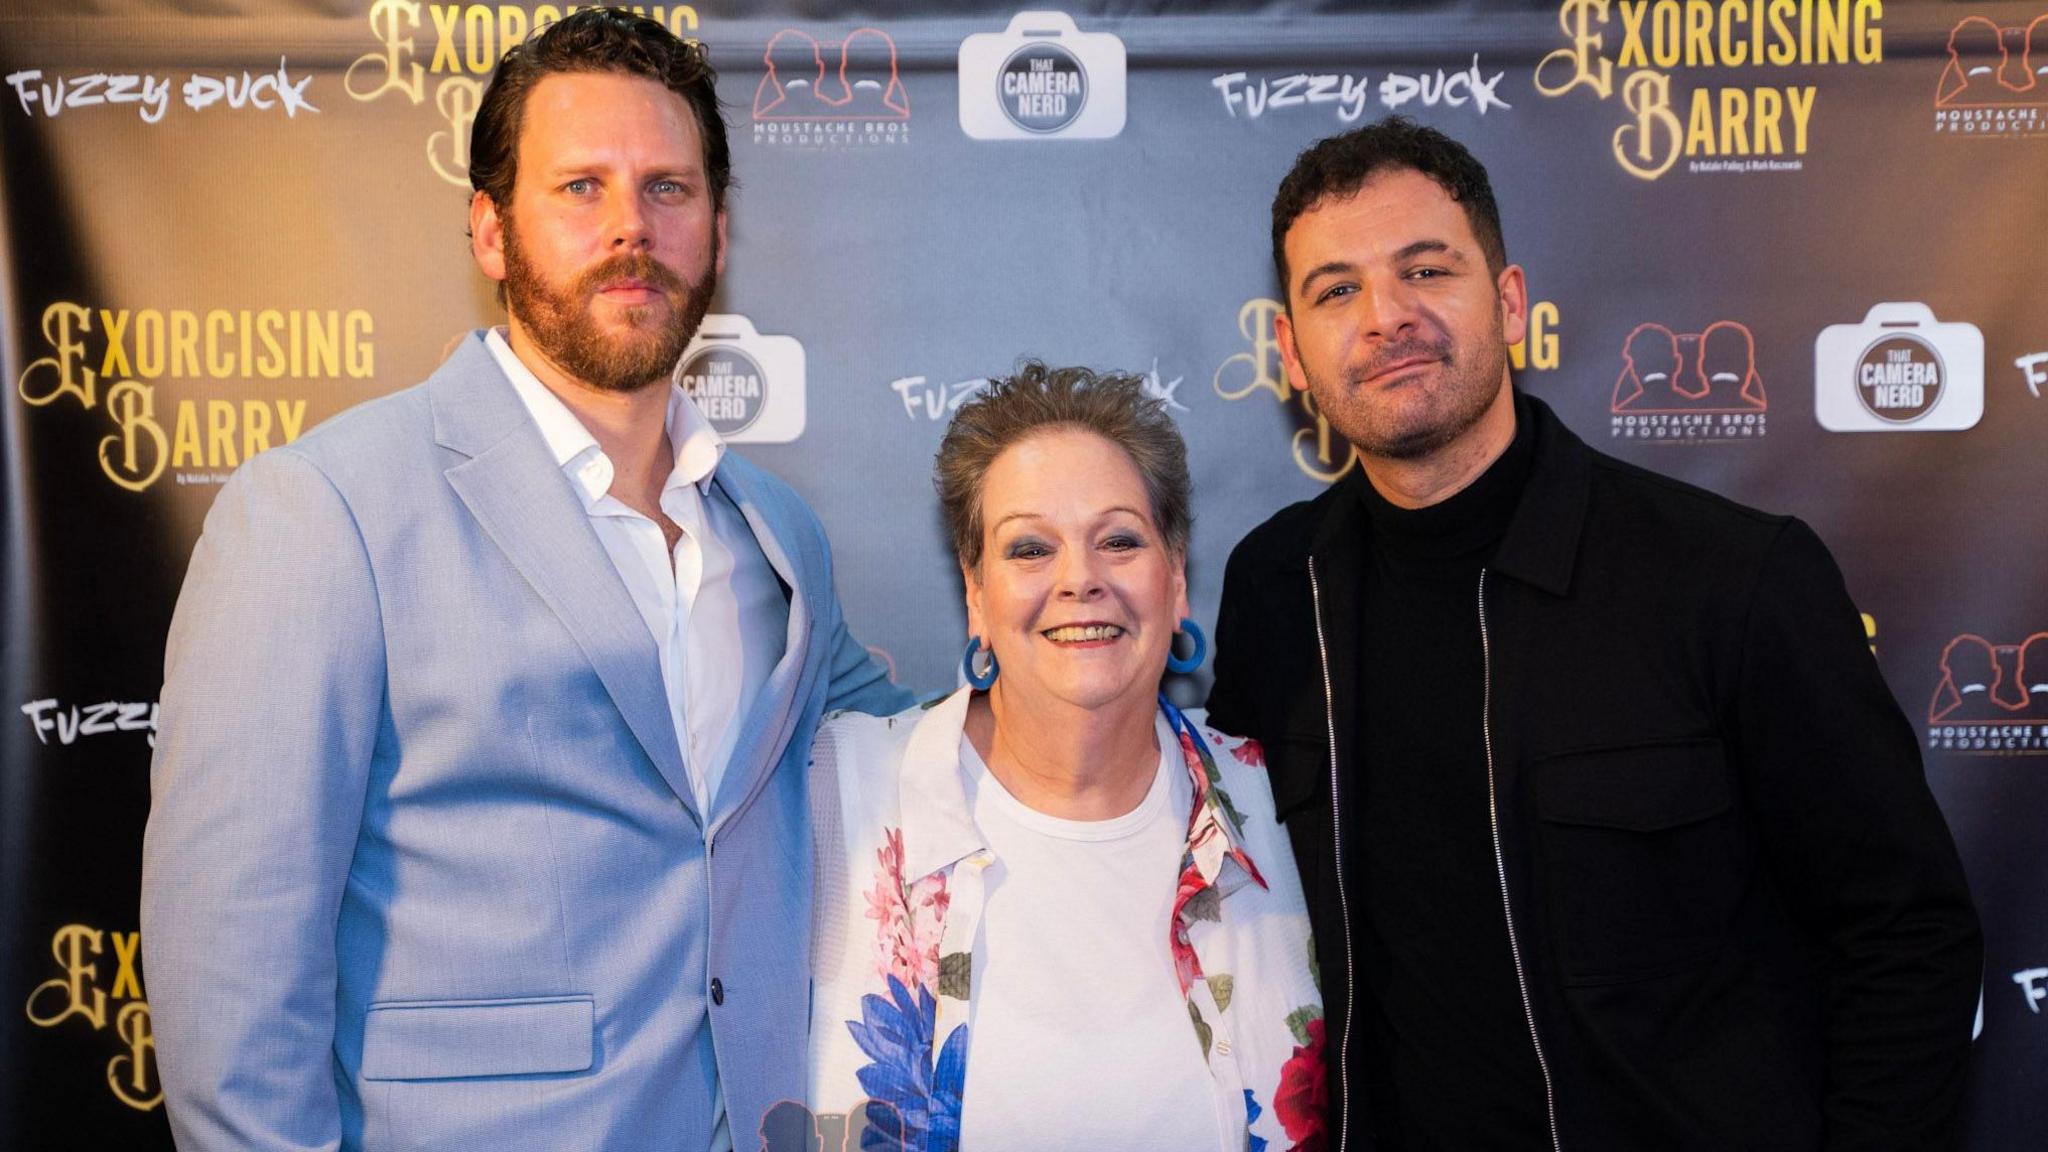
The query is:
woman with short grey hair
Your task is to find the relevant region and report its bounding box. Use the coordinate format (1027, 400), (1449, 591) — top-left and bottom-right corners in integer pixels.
(806, 361), (1328, 1151)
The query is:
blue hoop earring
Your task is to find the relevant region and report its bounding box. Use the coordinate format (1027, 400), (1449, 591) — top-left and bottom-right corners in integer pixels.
(962, 636), (1000, 690)
(1166, 618), (1207, 675)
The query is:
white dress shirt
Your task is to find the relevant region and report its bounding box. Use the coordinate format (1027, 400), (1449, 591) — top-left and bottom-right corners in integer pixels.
(489, 329), (788, 819)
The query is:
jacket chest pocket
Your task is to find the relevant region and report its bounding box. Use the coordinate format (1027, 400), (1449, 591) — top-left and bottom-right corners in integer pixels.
(1530, 738), (1741, 986)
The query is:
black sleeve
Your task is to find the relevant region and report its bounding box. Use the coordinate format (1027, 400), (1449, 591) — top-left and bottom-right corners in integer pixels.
(1205, 533), (1263, 742)
(1732, 518), (1982, 1151)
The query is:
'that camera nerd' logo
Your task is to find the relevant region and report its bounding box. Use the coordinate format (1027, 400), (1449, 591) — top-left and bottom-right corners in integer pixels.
(1814, 304), (1982, 432)
(677, 315), (805, 444)
(959, 12), (1125, 139)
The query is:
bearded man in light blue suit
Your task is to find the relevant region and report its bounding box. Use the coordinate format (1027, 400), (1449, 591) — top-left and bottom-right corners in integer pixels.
(139, 12), (910, 1151)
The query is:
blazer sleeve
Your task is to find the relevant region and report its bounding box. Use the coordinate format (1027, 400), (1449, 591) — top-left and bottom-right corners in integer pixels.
(1731, 518), (1981, 1151)
(141, 448), (385, 1152)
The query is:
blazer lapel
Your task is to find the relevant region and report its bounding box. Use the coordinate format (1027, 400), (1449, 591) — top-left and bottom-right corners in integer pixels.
(705, 456), (814, 825)
(429, 335), (698, 819)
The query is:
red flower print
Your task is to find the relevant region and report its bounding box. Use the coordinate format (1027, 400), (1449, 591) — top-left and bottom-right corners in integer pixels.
(1275, 1015), (1328, 1152)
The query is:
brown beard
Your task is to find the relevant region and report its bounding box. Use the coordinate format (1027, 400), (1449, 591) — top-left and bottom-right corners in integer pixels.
(501, 221), (718, 394)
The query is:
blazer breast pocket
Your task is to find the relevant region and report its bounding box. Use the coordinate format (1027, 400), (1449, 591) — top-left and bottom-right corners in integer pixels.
(1531, 738), (1741, 986)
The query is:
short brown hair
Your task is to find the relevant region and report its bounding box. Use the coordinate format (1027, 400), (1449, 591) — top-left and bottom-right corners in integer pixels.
(936, 361), (1191, 574)
(469, 8), (731, 216)
(1272, 116), (1506, 297)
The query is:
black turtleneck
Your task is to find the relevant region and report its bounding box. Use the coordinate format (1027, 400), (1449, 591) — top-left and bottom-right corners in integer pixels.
(1351, 409), (1551, 1150)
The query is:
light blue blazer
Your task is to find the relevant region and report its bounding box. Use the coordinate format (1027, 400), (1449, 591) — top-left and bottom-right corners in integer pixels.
(141, 332), (910, 1152)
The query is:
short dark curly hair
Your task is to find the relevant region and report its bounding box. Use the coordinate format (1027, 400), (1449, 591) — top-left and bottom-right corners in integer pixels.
(469, 8), (731, 217)
(936, 362), (1191, 575)
(1270, 116), (1506, 299)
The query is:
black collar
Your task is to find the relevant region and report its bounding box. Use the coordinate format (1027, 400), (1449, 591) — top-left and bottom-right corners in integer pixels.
(1307, 390), (1592, 598)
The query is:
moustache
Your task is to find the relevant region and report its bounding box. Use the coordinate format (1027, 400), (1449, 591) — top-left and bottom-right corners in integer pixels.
(1350, 336), (1453, 384)
(574, 252), (690, 299)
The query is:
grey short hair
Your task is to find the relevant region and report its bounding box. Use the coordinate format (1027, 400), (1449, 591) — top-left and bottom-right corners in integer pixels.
(936, 361), (1191, 574)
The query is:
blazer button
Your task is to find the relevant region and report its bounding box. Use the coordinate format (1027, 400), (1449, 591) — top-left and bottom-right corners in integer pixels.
(710, 978), (725, 1006)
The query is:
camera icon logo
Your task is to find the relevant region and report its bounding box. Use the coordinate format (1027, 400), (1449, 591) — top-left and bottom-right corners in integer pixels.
(1814, 303), (1983, 432)
(677, 315), (807, 444)
(959, 12), (1126, 140)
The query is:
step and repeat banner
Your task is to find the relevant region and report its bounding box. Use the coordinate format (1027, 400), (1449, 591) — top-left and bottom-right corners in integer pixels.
(3, 0), (2045, 1146)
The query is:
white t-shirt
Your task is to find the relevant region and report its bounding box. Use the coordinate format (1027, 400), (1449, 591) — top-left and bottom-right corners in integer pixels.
(955, 721), (1230, 1152)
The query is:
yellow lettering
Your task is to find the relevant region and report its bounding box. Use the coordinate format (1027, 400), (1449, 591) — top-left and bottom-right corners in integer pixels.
(307, 311), (341, 379)
(429, 4), (461, 73)
(465, 6), (494, 73)
(498, 5), (527, 52)
(207, 399), (238, 467)
(1686, 0), (1713, 66)
(346, 310), (377, 377)
(1537, 0), (1614, 99)
(205, 311), (235, 379)
(1652, 2), (1681, 66)
(170, 310), (200, 378)
(1687, 87), (1717, 154)
(1212, 299), (1289, 403)
(1509, 301), (1562, 370)
(101, 381), (168, 491)
(1719, 86), (1750, 154)
(17, 301), (96, 409)
(1292, 389), (1359, 483)
(346, 0), (425, 103)
(1754, 85), (1784, 152)
(1816, 0), (1848, 62)
(134, 310), (164, 379)
(108, 1002), (162, 1112)
(1854, 0), (1881, 63)
(257, 310), (285, 378)
(1719, 0), (1749, 65)
(242, 400), (274, 459)
(1788, 84), (1814, 152)
(24, 924), (106, 1030)
(99, 308), (132, 379)
(1767, 0), (1796, 63)
(1615, 70), (1683, 179)
(279, 399), (309, 444)
(110, 932), (143, 1001)
(172, 401), (202, 467)
(1619, 1), (1650, 67)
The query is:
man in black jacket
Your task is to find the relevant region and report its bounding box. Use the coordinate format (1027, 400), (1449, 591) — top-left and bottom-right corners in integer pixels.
(1206, 118), (1981, 1152)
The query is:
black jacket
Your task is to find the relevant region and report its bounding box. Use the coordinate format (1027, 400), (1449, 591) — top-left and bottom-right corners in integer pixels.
(1208, 393), (1981, 1152)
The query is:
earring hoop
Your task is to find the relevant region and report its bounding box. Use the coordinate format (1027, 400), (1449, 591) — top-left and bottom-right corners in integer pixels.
(1166, 617), (1207, 675)
(962, 635), (1000, 690)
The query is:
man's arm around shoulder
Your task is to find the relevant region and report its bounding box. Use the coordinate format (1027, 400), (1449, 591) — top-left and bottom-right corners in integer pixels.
(141, 447), (385, 1152)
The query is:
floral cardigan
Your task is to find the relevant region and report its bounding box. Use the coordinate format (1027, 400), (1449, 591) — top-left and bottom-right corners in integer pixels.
(805, 686), (1327, 1152)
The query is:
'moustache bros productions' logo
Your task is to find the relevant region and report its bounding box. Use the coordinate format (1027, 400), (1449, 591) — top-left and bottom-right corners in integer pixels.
(1927, 632), (2048, 754)
(1534, 0), (1884, 179)
(677, 315), (806, 444)
(1610, 320), (1766, 442)
(347, 1), (701, 185)
(752, 26), (911, 148)
(1934, 13), (2048, 136)
(14, 302), (371, 492)
(1213, 296), (1562, 483)
(958, 11), (1126, 140)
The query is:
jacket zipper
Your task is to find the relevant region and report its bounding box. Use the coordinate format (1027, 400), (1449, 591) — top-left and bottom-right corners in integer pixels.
(1306, 557), (1355, 1152)
(1479, 569), (1562, 1152)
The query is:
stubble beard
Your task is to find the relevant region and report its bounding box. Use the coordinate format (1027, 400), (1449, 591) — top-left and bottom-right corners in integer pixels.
(502, 219), (719, 395)
(1310, 326), (1509, 463)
